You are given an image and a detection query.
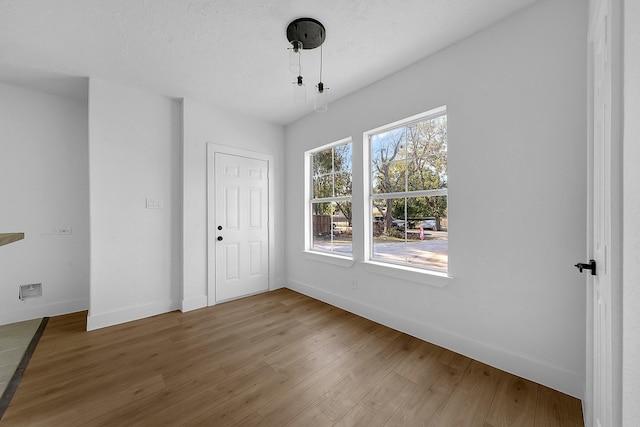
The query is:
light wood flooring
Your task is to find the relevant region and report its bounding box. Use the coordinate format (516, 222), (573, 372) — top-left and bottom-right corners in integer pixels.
(1, 289), (583, 426)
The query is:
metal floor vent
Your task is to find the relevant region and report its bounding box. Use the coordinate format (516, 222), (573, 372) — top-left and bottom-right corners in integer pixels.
(19, 283), (42, 300)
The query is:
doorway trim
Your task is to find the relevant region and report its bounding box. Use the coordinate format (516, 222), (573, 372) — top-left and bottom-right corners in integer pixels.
(585, 0), (623, 425)
(206, 143), (275, 306)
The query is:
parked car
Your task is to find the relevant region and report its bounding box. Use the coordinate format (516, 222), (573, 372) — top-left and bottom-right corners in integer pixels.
(391, 218), (406, 230)
(420, 219), (436, 230)
(374, 216), (405, 230)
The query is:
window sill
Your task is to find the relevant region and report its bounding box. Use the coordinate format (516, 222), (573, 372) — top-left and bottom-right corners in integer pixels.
(304, 251), (355, 268)
(362, 261), (452, 288)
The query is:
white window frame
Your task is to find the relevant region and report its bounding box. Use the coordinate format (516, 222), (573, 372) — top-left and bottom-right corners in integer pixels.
(363, 105), (449, 279)
(304, 137), (354, 267)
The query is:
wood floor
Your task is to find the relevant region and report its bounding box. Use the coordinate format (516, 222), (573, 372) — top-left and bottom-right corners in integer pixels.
(1, 289), (583, 426)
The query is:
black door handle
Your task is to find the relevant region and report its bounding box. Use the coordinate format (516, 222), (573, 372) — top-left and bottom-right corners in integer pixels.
(575, 260), (596, 275)
(217, 236), (223, 241)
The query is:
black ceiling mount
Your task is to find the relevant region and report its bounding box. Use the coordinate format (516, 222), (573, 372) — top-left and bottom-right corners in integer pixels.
(286, 18), (326, 50)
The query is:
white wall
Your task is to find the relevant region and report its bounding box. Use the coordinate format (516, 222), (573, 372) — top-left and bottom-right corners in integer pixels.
(87, 79), (182, 330)
(285, 0), (587, 397)
(181, 98), (285, 311)
(0, 82), (89, 325)
(623, 0), (640, 422)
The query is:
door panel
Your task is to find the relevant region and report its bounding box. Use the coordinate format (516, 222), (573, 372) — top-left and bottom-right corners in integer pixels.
(214, 153), (269, 302)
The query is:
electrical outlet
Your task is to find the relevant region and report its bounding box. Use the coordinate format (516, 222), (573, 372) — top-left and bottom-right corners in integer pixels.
(56, 227), (72, 235)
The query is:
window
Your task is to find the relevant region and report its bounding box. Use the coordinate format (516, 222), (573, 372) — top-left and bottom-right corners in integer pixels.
(367, 107), (448, 272)
(307, 138), (353, 257)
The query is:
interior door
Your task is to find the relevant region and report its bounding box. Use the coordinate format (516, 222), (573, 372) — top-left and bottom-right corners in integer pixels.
(214, 152), (269, 302)
(587, 0), (613, 425)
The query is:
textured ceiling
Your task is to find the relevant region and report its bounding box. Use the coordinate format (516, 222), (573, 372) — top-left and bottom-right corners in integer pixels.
(0, 0), (539, 125)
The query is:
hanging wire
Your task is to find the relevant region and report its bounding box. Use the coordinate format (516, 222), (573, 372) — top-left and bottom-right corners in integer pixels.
(319, 45), (324, 88)
(299, 44), (303, 81)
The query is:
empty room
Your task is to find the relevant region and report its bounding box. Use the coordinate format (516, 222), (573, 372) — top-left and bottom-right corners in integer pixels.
(0, 0), (638, 425)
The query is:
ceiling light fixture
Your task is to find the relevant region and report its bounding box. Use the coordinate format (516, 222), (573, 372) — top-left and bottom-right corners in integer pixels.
(286, 17), (328, 112)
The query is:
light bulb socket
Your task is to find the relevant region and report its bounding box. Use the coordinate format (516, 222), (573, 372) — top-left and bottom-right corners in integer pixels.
(314, 84), (328, 112)
(289, 41), (303, 73)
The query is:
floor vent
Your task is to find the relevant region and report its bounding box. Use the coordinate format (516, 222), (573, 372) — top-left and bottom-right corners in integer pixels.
(19, 283), (42, 300)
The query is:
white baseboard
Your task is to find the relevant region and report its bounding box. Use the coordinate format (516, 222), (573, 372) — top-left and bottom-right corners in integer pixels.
(0, 298), (88, 326)
(286, 279), (583, 399)
(87, 299), (179, 331)
(181, 295), (208, 312)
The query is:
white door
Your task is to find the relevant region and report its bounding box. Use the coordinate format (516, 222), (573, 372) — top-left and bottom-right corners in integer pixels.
(586, 0), (613, 425)
(213, 152), (269, 302)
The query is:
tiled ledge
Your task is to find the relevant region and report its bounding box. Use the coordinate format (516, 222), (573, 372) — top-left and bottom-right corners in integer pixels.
(0, 233), (24, 247)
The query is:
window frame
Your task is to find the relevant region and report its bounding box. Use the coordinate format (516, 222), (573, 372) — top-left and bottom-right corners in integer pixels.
(304, 137), (354, 265)
(363, 105), (448, 275)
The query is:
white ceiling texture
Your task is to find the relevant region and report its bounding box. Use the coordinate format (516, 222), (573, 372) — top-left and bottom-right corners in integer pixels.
(0, 0), (539, 126)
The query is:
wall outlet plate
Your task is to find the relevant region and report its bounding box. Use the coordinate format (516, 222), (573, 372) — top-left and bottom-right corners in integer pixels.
(19, 283), (42, 300)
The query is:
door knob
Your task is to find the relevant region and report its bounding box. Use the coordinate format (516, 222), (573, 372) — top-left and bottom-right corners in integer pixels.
(575, 260), (596, 275)
(217, 236), (223, 241)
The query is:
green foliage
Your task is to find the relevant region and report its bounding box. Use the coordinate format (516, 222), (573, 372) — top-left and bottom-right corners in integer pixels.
(311, 142), (353, 224)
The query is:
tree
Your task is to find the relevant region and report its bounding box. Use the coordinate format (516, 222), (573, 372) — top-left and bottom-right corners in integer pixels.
(371, 115), (447, 232)
(406, 117), (447, 229)
(311, 143), (353, 225)
(371, 128), (407, 232)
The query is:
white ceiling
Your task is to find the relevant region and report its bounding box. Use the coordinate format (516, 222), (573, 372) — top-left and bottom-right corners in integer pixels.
(0, 0), (539, 126)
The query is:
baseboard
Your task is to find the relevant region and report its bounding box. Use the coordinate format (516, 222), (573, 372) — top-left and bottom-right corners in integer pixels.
(181, 295), (208, 312)
(286, 279), (583, 399)
(87, 299), (179, 331)
(0, 298), (88, 326)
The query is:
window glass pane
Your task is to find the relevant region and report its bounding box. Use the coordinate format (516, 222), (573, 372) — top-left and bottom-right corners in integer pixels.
(312, 148), (333, 176)
(371, 196), (448, 271)
(407, 156), (447, 192)
(334, 171), (352, 197)
(371, 127), (407, 162)
(312, 202), (352, 256)
(371, 160), (407, 194)
(333, 143), (352, 172)
(405, 195), (448, 270)
(313, 174), (333, 199)
(372, 198), (407, 263)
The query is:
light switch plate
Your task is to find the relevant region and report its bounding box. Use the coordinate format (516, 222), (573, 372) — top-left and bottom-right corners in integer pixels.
(146, 198), (163, 209)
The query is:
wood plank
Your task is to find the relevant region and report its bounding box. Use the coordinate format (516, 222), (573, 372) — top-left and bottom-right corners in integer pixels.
(285, 405), (334, 427)
(430, 359), (503, 426)
(257, 327), (400, 426)
(393, 339), (444, 384)
(335, 371), (416, 427)
(534, 385), (583, 427)
(384, 357), (471, 426)
(315, 332), (419, 422)
(485, 372), (538, 427)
